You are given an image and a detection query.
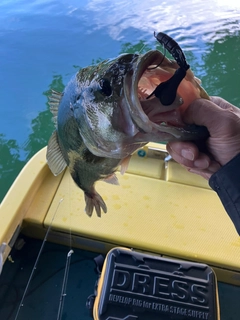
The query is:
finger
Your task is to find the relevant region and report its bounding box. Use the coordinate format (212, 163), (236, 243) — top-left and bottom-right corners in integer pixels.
(208, 161), (221, 172)
(166, 141), (199, 167)
(167, 141), (216, 169)
(187, 168), (212, 180)
(185, 159), (220, 180)
(210, 96), (237, 110)
(193, 154), (210, 169)
(182, 98), (233, 138)
(210, 96), (240, 115)
(183, 99), (223, 127)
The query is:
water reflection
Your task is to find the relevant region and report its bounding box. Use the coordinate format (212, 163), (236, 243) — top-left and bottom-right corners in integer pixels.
(0, 74), (65, 202)
(85, 0), (240, 44)
(24, 75), (65, 161)
(120, 40), (151, 55)
(0, 134), (25, 201)
(201, 33), (240, 105)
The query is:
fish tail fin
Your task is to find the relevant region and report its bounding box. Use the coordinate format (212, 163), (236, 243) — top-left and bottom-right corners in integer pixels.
(84, 191), (107, 217)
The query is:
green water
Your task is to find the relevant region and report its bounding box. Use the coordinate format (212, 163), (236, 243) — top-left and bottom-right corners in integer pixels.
(1, 0), (240, 201)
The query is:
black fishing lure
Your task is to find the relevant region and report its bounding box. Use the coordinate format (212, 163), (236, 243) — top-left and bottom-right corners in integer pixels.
(147, 32), (190, 106)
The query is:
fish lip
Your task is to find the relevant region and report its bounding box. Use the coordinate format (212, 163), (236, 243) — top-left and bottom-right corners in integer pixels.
(124, 50), (162, 134)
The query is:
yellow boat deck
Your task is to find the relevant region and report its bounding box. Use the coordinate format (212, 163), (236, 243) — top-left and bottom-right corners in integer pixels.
(1, 143), (240, 286)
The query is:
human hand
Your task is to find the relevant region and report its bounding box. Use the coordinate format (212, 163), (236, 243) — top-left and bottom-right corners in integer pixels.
(166, 97), (240, 180)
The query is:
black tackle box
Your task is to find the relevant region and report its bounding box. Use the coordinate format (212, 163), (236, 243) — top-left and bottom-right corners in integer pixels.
(87, 247), (220, 320)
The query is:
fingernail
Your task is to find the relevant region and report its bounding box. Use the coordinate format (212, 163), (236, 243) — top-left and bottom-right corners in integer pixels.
(188, 168), (200, 174)
(208, 163), (221, 173)
(181, 149), (194, 161)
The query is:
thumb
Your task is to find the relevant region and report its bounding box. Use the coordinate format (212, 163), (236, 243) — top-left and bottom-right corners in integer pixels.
(210, 96), (237, 110)
(182, 98), (225, 136)
(210, 96), (240, 115)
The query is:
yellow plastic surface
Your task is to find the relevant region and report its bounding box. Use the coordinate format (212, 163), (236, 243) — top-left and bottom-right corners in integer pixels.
(43, 143), (240, 284)
(1, 144), (240, 285)
(0, 147), (64, 263)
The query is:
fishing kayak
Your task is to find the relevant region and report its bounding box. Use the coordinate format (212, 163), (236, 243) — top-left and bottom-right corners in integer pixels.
(0, 143), (240, 319)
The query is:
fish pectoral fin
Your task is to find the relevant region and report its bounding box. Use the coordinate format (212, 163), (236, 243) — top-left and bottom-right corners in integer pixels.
(120, 155), (132, 175)
(46, 130), (67, 176)
(48, 90), (63, 126)
(103, 173), (119, 185)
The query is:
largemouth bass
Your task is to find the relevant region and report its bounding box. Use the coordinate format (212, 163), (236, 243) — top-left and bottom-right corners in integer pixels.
(47, 32), (209, 217)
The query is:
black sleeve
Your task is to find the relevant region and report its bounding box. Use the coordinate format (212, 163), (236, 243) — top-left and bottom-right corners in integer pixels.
(209, 153), (240, 235)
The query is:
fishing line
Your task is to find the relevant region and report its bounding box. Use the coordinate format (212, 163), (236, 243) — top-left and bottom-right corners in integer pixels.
(68, 174), (73, 251)
(55, 168), (75, 320)
(138, 43), (147, 54)
(147, 46), (166, 70)
(13, 198), (64, 320)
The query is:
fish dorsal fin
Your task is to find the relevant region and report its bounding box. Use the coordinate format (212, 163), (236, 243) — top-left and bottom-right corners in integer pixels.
(46, 130), (67, 176)
(48, 90), (63, 126)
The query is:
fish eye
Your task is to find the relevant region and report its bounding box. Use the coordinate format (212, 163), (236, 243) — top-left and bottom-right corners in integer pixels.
(76, 94), (81, 101)
(99, 78), (112, 96)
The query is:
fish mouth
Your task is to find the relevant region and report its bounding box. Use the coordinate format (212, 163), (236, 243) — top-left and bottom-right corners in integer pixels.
(124, 50), (208, 141)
